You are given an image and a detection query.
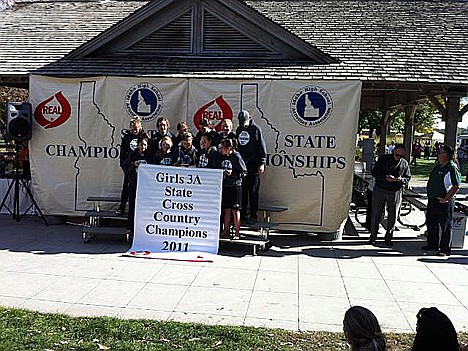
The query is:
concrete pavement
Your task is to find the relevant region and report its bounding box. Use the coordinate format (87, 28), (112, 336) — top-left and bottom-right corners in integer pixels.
(0, 200), (467, 334)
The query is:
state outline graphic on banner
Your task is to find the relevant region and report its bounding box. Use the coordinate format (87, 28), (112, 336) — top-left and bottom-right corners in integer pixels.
(239, 82), (325, 226)
(29, 75), (359, 231)
(75, 80), (120, 211)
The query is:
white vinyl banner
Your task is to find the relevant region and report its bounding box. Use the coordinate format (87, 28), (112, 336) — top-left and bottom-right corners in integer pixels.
(28, 76), (187, 213)
(130, 165), (222, 254)
(29, 75), (361, 233)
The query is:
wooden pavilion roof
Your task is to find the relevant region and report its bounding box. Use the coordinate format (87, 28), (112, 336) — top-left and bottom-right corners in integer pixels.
(0, 0), (467, 109)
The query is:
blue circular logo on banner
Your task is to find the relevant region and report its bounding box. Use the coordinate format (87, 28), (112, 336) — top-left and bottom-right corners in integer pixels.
(290, 86), (333, 127)
(125, 83), (163, 122)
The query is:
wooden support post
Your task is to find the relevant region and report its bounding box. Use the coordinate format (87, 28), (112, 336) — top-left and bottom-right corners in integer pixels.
(403, 104), (417, 161)
(378, 109), (389, 156)
(444, 94), (461, 149)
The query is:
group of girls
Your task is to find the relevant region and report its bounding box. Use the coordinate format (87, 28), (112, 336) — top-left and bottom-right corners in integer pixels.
(122, 116), (247, 239)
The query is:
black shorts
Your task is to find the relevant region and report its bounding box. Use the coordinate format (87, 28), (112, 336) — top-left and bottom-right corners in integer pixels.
(222, 186), (242, 210)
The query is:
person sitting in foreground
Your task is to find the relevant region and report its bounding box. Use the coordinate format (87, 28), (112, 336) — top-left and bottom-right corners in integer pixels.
(343, 306), (386, 351)
(412, 307), (467, 351)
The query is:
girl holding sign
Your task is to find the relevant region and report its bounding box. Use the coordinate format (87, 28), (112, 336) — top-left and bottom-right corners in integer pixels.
(197, 131), (220, 168)
(219, 138), (247, 239)
(152, 136), (173, 166)
(172, 131), (198, 167)
(125, 136), (149, 235)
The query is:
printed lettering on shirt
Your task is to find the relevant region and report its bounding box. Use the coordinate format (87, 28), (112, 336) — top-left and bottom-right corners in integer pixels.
(221, 160), (232, 171)
(238, 131), (250, 146)
(130, 138), (139, 151)
(199, 154), (208, 168)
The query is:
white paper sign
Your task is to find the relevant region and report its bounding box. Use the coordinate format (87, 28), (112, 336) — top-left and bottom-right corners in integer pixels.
(129, 165), (223, 254)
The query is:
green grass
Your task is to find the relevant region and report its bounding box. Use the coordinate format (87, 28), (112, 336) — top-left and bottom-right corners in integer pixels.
(410, 157), (467, 180)
(1, 307), (467, 351)
(409, 158), (436, 180)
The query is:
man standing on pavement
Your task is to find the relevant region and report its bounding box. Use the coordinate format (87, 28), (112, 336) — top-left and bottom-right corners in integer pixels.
(370, 144), (411, 246)
(236, 110), (267, 224)
(423, 145), (461, 256)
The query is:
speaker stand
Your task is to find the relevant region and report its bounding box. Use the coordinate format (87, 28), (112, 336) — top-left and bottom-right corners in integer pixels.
(0, 143), (48, 226)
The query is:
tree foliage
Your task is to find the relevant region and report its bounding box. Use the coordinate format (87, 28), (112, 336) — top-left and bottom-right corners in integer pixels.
(358, 100), (438, 136)
(358, 109), (382, 136)
(413, 100), (438, 133)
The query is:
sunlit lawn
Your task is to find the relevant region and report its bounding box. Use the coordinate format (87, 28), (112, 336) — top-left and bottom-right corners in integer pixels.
(0, 307), (437, 351)
(410, 157), (467, 180)
(409, 157), (436, 180)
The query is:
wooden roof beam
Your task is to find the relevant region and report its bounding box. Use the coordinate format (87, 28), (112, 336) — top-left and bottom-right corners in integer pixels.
(0, 75), (28, 89)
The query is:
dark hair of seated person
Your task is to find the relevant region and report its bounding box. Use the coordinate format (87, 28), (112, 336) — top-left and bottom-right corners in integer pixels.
(343, 306), (386, 351)
(412, 307), (460, 351)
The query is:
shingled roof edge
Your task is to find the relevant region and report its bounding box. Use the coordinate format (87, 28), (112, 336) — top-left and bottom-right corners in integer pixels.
(65, 0), (338, 64)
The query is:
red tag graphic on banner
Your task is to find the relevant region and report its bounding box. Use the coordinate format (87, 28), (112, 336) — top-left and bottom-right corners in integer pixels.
(34, 91), (72, 129)
(193, 96), (233, 131)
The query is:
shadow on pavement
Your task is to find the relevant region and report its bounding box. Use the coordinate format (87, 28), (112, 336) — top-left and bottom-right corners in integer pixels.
(2, 215), (468, 263)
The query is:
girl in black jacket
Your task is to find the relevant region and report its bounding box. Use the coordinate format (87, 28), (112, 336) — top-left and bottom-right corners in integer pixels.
(197, 131), (220, 169)
(218, 138), (247, 239)
(172, 131), (197, 167)
(152, 135), (173, 166)
(124, 136), (149, 233)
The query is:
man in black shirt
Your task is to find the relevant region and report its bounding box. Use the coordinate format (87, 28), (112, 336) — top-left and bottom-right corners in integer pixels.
(370, 144), (411, 246)
(236, 110), (267, 224)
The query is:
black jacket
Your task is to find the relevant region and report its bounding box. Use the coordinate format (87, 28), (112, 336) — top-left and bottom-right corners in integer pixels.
(124, 149), (149, 188)
(147, 131), (175, 156)
(119, 129), (146, 168)
(235, 120), (267, 166)
(218, 150), (247, 187)
(371, 154), (411, 191)
(172, 145), (198, 166)
(197, 146), (220, 169)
